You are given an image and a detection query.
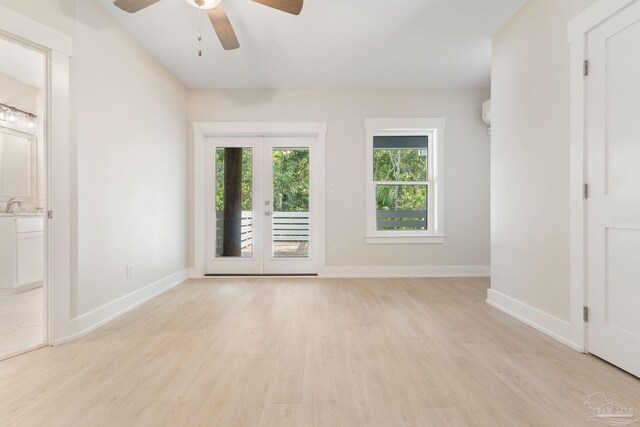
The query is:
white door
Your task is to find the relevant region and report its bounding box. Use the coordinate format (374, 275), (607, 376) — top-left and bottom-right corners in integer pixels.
(587, 1), (640, 378)
(205, 136), (320, 275)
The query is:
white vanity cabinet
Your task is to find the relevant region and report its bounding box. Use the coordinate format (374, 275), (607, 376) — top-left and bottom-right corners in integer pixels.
(0, 216), (44, 295)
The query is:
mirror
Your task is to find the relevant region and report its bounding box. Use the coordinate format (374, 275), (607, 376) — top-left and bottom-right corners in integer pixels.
(0, 127), (35, 200)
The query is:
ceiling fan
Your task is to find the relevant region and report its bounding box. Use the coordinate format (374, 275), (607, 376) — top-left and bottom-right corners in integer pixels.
(113, 0), (303, 51)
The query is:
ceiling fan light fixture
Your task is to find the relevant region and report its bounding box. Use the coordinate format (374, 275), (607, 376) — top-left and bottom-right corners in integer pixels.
(184, 0), (222, 10)
(115, 0), (303, 52)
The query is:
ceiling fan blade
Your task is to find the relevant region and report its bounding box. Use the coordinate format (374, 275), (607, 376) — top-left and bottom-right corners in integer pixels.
(208, 6), (240, 51)
(252, 0), (303, 15)
(113, 0), (161, 13)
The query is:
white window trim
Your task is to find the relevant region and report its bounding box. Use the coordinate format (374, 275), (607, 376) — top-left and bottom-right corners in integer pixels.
(365, 118), (445, 244)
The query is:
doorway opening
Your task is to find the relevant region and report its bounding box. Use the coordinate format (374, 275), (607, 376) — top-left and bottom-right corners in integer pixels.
(206, 137), (320, 275)
(0, 35), (46, 359)
(193, 123), (327, 277)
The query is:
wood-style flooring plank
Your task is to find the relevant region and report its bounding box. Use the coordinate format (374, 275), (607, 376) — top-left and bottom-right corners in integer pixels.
(0, 277), (638, 427)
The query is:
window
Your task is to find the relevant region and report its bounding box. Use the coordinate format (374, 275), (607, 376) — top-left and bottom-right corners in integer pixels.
(365, 118), (445, 244)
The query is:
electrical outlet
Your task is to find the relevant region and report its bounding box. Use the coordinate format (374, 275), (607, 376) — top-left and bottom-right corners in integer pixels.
(332, 247), (340, 257)
(329, 184), (336, 194)
(126, 264), (134, 279)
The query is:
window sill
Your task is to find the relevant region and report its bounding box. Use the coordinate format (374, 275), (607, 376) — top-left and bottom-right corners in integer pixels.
(366, 234), (445, 245)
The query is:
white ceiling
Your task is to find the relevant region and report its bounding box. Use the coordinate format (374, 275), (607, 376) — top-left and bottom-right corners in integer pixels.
(97, 0), (526, 89)
(0, 37), (44, 88)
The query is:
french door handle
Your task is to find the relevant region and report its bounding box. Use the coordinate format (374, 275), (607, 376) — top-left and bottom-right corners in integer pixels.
(265, 210), (273, 216)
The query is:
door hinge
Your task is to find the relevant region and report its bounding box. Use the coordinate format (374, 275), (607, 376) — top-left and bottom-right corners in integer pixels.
(583, 183), (590, 199)
(583, 60), (589, 76)
(47, 210), (53, 219)
(583, 306), (589, 322)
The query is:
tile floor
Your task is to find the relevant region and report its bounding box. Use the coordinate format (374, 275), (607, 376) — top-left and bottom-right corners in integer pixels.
(0, 287), (43, 359)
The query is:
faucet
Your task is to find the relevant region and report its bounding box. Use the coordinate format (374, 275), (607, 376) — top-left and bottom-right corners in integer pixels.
(5, 198), (22, 214)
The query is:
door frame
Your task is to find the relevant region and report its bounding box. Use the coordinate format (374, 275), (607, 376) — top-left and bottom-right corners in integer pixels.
(193, 122), (327, 277)
(0, 5), (73, 345)
(568, 0), (640, 353)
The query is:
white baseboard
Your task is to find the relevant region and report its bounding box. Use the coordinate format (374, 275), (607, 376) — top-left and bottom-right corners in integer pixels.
(54, 269), (190, 345)
(0, 281), (42, 296)
(189, 267), (204, 279)
(320, 265), (490, 278)
(486, 289), (582, 352)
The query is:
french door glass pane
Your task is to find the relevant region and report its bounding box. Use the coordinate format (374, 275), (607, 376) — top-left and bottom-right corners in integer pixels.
(376, 185), (427, 231)
(272, 148), (310, 258)
(215, 147), (253, 258)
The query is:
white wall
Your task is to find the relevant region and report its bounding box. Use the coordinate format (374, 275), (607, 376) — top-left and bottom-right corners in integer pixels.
(490, 0), (597, 321)
(74, 0), (188, 316)
(0, 73), (39, 112)
(0, 0), (189, 322)
(189, 88), (491, 272)
(0, 0), (75, 37)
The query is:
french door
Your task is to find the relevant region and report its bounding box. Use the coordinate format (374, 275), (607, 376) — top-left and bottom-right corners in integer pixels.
(586, 0), (640, 378)
(205, 136), (320, 275)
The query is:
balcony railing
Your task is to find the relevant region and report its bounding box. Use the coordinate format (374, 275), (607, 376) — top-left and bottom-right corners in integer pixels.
(216, 211), (310, 250)
(272, 212), (310, 243)
(376, 210), (427, 230)
(216, 211), (253, 249)
(215, 210), (426, 251)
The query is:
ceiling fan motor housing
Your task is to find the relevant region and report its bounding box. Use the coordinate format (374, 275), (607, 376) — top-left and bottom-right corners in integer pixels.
(187, 0), (222, 9)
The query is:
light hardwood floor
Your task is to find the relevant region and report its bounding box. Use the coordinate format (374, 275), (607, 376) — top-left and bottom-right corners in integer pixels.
(0, 277), (638, 426)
